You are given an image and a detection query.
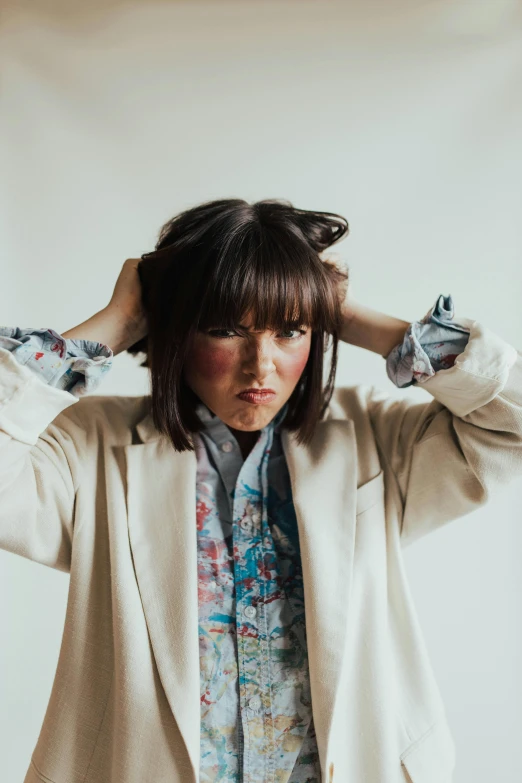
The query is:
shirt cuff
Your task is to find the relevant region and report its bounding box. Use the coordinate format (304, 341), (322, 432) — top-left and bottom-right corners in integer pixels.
(385, 294), (471, 388)
(0, 326), (113, 397)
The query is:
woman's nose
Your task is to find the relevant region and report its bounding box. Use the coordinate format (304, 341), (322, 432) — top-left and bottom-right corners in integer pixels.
(242, 339), (276, 374)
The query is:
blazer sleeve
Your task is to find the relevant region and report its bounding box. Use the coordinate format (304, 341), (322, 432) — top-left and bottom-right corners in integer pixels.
(0, 346), (89, 572)
(367, 316), (522, 547)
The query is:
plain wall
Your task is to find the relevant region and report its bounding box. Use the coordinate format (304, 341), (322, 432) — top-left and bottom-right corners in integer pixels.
(1, 1), (522, 780)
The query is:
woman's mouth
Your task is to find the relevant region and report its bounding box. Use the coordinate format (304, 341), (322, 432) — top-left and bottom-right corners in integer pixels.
(237, 391), (276, 405)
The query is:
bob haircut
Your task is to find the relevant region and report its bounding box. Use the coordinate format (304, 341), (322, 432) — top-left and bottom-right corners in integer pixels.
(127, 198), (350, 453)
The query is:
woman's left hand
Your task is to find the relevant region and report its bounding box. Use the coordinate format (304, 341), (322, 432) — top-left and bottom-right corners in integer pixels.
(320, 252), (359, 330)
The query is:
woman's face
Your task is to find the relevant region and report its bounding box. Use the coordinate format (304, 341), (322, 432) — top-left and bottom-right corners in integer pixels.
(183, 309), (312, 437)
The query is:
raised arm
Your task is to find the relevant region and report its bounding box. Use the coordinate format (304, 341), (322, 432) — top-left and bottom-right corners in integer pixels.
(0, 258), (148, 570)
(341, 296), (522, 546)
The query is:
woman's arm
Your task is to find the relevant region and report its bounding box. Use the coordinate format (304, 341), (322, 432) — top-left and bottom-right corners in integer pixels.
(334, 280), (522, 545)
(0, 258), (148, 570)
(62, 305), (145, 357)
(339, 300), (410, 358)
(366, 320), (522, 546)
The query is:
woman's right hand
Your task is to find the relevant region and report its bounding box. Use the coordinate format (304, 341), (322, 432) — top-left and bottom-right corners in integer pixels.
(62, 258), (148, 355)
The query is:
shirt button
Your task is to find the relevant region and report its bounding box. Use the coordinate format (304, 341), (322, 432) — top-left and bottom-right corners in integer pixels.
(248, 695), (261, 711)
(240, 517), (252, 530)
(221, 441), (233, 452)
(244, 605), (256, 619)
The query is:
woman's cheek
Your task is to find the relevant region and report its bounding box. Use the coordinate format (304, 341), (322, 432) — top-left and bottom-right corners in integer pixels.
(192, 343), (236, 381)
(284, 343), (310, 380)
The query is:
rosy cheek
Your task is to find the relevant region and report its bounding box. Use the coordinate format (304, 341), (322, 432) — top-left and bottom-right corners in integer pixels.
(191, 343), (235, 381)
(283, 343), (310, 379)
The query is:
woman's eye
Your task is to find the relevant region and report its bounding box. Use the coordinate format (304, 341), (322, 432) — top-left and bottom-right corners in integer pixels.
(279, 329), (307, 340)
(207, 329), (236, 339)
(207, 328), (306, 340)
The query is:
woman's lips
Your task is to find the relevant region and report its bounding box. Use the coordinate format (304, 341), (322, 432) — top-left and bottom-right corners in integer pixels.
(237, 391), (276, 405)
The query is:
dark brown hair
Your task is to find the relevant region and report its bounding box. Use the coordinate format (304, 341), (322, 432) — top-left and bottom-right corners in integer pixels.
(127, 198), (349, 452)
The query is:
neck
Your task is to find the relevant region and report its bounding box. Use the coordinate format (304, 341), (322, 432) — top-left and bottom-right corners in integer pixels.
(229, 428), (260, 460)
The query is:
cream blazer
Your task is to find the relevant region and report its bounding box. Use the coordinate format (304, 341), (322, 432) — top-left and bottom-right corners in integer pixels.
(1, 316), (521, 783)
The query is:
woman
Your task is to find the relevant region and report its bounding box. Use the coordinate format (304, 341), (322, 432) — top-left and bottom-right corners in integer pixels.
(1, 198), (521, 783)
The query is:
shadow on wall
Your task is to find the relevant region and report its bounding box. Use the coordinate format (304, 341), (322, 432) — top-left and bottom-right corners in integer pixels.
(2, 0), (522, 40)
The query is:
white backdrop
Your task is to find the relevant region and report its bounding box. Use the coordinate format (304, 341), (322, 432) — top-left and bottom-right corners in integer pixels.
(1, 1), (522, 781)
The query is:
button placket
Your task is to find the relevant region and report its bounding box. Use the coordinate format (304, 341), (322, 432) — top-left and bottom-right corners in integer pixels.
(258, 441), (277, 764)
(233, 430), (274, 781)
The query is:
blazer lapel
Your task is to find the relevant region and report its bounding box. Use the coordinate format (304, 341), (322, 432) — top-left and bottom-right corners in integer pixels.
(124, 417), (200, 780)
(281, 417), (358, 773)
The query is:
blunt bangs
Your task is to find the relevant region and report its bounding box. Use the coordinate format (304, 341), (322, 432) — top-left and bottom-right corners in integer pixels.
(197, 227), (340, 337)
(127, 198), (349, 453)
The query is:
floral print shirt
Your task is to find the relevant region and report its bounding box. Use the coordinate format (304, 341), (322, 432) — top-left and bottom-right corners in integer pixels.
(0, 294), (470, 782)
